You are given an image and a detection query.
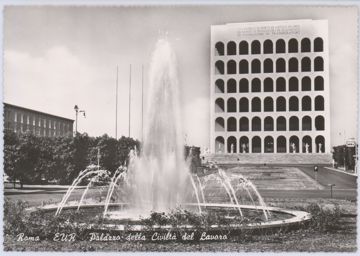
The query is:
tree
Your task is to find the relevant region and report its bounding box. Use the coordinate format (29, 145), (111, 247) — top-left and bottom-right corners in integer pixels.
(4, 131), (41, 187)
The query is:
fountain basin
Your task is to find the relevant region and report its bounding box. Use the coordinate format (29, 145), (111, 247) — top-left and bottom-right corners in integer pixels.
(36, 202), (311, 232)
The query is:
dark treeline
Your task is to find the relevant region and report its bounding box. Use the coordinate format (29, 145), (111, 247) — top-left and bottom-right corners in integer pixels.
(332, 145), (357, 170)
(4, 131), (139, 186)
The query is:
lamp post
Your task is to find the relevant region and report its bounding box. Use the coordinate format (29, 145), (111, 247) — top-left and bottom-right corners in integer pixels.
(74, 105), (86, 134)
(328, 184), (336, 198)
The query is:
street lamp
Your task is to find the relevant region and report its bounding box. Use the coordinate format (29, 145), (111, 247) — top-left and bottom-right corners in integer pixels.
(74, 105), (86, 134)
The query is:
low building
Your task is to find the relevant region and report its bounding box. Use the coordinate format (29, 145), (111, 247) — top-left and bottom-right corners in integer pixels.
(3, 103), (74, 137)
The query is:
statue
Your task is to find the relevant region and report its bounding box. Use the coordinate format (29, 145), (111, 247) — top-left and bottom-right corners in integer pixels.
(305, 143), (309, 153)
(231, 144), (234, 154)
(291, 143), (296, 153)
(318, 143), (322, 153)
(242, 143), (247, 153)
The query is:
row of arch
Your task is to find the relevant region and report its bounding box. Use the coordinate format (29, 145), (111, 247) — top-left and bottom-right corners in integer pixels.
(215, 115), (325, 132)
(215, 38), (324, 56)
(215, 76), (324, 93)
(215, 57), (324, 75)
(215, 135), (326, 153)
(215, 96), (325, 113)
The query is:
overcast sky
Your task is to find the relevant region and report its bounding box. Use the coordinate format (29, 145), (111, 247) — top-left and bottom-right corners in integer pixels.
(3, 5), (358, 148)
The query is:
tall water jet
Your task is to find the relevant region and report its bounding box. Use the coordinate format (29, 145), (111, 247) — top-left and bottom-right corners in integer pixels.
(128, 38), (190, 214)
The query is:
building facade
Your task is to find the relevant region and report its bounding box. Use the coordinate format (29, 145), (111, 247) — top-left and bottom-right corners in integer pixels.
(210, 20), (330, 154)
(4, 103), (74, 137)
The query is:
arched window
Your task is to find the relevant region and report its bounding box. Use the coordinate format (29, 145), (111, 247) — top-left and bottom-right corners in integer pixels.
(289, 136), (299, 153)
(227, 79), (237, 93)
(276, 97), (286, 111)
(314, 37), (323, 52)
(302, 136), (312, 153)
(239, 60), (249, 74)
(264, 116), (274, 131)
(314, 57), (324, 71)
(227, 117), (237, 132)
(315, 76), (324, 91)
(215, 136), (225, 153)
(276, 58), (286, 72)
(239, 78), (249, 93)
(276, 77), (286, 92)
(215, 60), (224, 74)
(315, 135), (325, 153)
(301, 57), (311, 72)
(264, 59), (273, 73)
(289, 58), (298, 72)
(288, 38), (298, 53)
(239, 41), (249, 55)
(227, 41), (236, 55)
(252, 136), (261, 153)
(264, 97), (274, 112)
(252, 97), (261, 112)
(239, 137), (249, 153)
(251, 40), (261, 54)
(289, 96), (299, 111)
(302, 116), (312, 131)
(227, 136), (237, 153)
(301, 77), (311, 91)
(239, 98), (249, 112)
(264, 78), (273, 92)
(215, 42), (224, 56)
(251, 59), (261, 73)
(265, 136), (274, 153)
(263, 40), (273, 54)
(289, 116), (299, 131)
(276, 116), (286, 131)
(251, 78), (261, 92)
(239, 117), (249, 131)
(301, 38), (311, 52)
(215, 98), (224, 112)
(252, 117), (261, 131)
(215, 117), (225, 131)
(276, 39), (286, 53)
(215, 79), (224, 93)
(315, 96), (324, 111)
(315, 116), (325, 130)
(227, 98), (237, 112)
(227, 60), (236, 74)
(277, 136), (287, 153)
(289, 77), (299, 91)
(302, 96), (312, 111)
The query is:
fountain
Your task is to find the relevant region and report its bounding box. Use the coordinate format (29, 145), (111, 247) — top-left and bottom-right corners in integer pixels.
(39, 38), (310, 233)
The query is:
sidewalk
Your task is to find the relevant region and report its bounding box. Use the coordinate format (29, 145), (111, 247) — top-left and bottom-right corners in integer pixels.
(324, 167), (358, 177)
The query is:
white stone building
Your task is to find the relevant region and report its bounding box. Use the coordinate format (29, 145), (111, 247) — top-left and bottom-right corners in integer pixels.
(210, 20), (330, 154)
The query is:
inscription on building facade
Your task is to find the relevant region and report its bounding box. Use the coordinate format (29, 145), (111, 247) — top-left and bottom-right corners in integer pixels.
(237, 25), (300, 36)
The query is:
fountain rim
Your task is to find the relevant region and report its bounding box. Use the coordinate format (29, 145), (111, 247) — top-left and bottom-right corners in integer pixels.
(35, 202), (311, 231)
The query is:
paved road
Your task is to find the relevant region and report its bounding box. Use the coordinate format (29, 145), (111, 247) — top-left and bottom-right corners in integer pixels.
(298, 166), (357, 189)
(4, 165), (358, 206)
(258, 189), (356, 201)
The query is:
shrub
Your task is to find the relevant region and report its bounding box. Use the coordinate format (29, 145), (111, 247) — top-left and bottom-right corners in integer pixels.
(3, 200), (29, 236)
(302, 203), (342, 232)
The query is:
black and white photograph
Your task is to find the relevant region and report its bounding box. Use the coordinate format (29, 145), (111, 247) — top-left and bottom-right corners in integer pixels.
(1, 1), (358, 253)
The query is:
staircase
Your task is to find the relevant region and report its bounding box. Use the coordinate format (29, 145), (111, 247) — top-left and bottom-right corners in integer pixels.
(204, 153), (333, 165)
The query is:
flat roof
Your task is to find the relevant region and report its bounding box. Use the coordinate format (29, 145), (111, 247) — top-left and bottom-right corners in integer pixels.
(3, 102), (74, 122)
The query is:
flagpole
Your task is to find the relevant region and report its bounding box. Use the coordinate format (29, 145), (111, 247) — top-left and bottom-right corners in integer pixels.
(141, 64), (144, 142)
(128, 64), (132, 138)
(115, 66), (118, 139)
